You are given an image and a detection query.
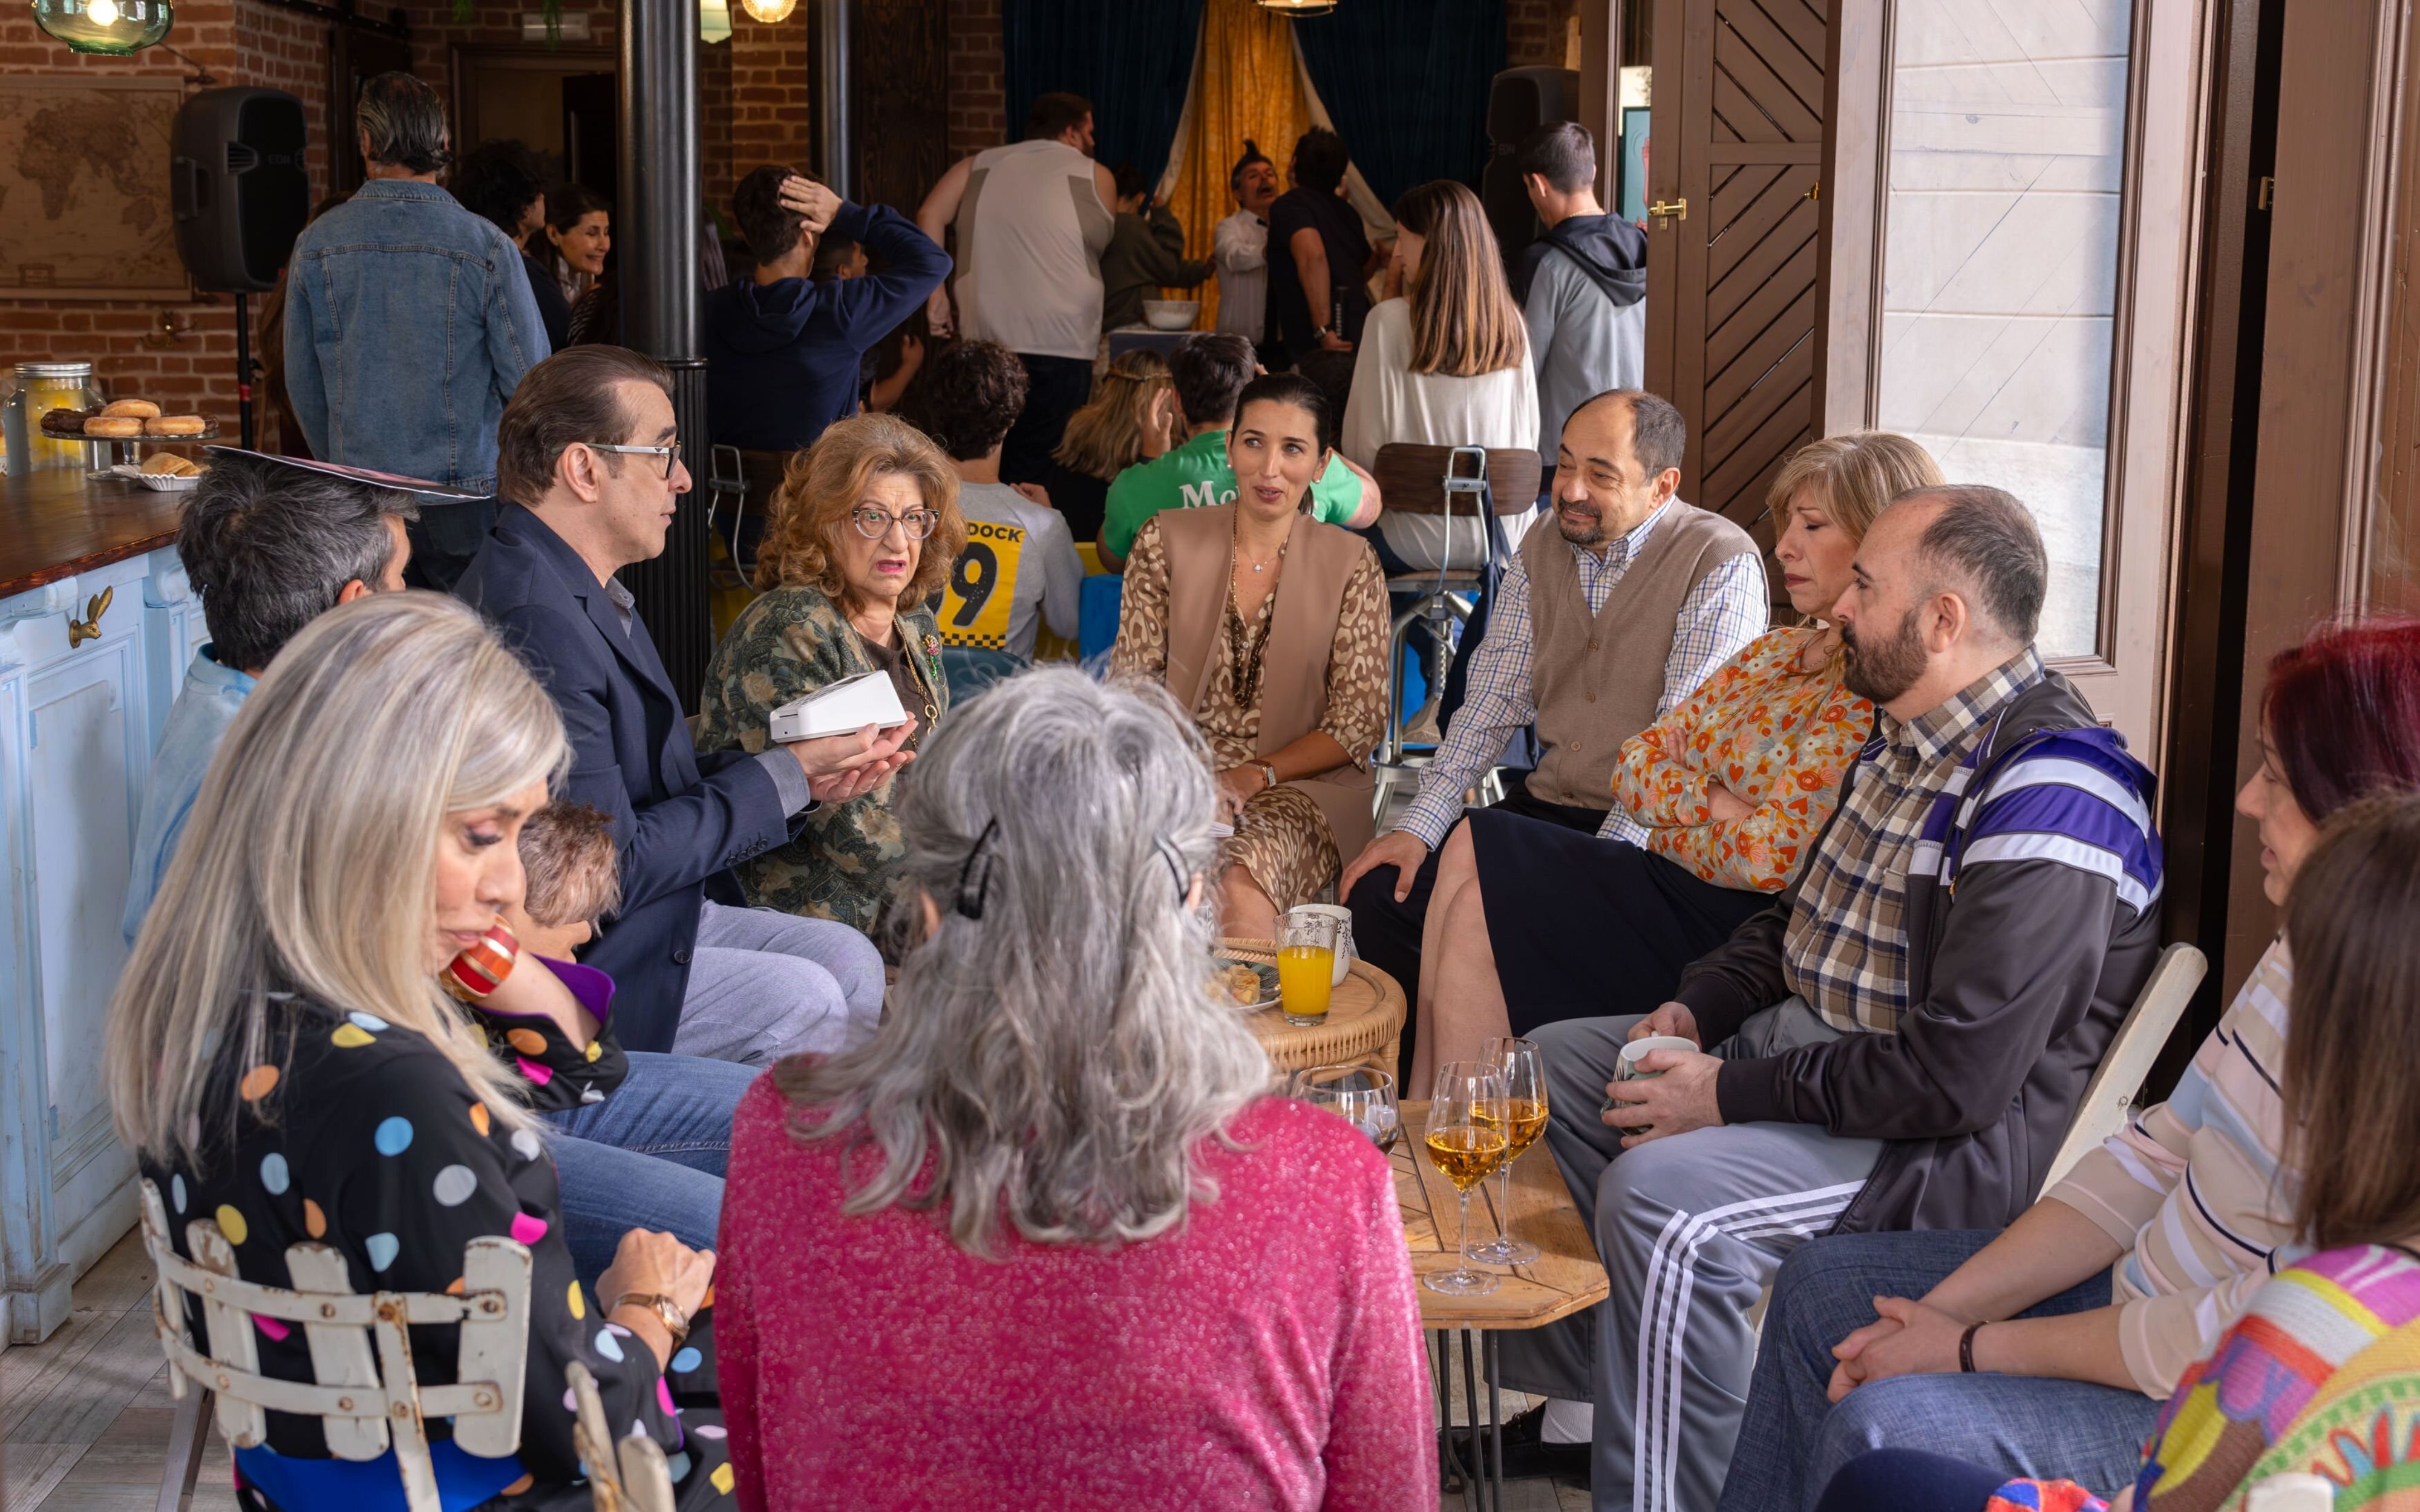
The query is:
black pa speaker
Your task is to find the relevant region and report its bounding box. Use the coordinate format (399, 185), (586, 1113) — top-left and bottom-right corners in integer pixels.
(171, 87), (309, 293)
(1483, 67), (1581, 266)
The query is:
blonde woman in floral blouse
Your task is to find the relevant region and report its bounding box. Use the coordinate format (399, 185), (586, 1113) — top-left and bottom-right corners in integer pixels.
(1111, 373), (1390, 941)
(1407, 431), (1941, 1085)
(696, 414), (963, 939)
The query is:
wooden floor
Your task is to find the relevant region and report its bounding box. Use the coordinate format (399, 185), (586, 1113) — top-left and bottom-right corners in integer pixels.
(2, 1230), (234, 1512)
(5, 1228), (1585, 1512)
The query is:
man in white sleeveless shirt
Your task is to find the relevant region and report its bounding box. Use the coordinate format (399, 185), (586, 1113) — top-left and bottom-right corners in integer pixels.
(917, 91), (1117, 485)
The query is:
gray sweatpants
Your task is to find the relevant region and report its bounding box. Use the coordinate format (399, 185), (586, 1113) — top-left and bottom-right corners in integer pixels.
(1497, 1001), (1885, 1512)
(670, 901), (886, 1065)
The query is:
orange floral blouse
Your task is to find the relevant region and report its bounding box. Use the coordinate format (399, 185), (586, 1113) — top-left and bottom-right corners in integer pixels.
(1613, 626), (1873, 892)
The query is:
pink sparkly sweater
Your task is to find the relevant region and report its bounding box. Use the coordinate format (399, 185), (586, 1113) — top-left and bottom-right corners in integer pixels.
(715, 1077), (1437, 1511)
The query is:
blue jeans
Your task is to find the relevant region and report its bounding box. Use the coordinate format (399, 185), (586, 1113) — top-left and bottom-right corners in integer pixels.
(1813, 1450), (2009, 1512)
(1717, 1229), (2161, 1512)
(541, 1051), (761, 1283)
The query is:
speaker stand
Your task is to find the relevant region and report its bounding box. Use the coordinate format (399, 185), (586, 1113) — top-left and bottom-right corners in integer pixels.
(232, 291), (255, 450)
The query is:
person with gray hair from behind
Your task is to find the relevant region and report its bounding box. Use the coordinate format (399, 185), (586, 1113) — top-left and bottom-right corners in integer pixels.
(283, 70), (550, 590)
(123, 450), (419, 942)
(710, 668), (1437, 1506)
(1491, 484), (2167, 1512)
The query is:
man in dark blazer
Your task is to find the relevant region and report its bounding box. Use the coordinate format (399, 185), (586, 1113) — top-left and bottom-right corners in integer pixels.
(456, 345), (908, 1059)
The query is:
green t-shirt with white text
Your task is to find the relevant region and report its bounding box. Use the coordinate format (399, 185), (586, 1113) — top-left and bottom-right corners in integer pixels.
(1098, 429), (1362, 560)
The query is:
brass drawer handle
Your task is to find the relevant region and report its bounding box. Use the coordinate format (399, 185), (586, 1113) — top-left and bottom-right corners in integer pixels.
(67, 585), (111, 647)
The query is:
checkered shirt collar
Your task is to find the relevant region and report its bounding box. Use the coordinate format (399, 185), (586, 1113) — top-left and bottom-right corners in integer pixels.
(1873, 647), (2046, 766)
(1572, 498), (1670, 575)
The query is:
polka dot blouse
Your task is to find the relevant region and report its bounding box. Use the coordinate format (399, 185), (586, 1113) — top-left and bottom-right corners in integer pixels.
(469, 955), (629, 1113)
(144, 997), (733, 1511)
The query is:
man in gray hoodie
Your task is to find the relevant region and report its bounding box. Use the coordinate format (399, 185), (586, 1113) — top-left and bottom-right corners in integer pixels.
(1514, 123), (1648, 492)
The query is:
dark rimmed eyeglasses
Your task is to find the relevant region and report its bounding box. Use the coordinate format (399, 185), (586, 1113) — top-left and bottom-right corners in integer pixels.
(582, 439), (684, 479)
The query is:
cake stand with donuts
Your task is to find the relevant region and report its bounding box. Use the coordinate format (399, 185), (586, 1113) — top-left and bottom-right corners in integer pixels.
(39, 398), (219, 486)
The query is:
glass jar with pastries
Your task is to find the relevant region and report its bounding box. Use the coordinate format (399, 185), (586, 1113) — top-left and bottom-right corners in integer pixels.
(0, 362), (102, 475)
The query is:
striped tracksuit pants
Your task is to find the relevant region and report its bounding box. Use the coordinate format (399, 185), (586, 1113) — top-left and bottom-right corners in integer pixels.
(1496, 1002), (1885, 1512)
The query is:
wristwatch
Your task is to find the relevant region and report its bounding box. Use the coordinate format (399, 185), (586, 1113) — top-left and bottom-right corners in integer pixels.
(1255, 761), (1278, 792)
(613, 1291), (692, 1347)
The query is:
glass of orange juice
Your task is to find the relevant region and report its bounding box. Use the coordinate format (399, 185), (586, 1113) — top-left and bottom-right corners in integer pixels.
(1277, 908), (1339, 1025)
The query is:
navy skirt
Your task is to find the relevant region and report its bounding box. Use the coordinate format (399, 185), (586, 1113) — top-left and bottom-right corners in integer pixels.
(1468, 807), (1779, 1037)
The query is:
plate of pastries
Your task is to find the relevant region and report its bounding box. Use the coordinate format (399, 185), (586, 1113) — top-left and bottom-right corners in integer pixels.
(42, 398), (215, 440)
(112, 454), (209, 491)
(1211, 957), (1281, 1011)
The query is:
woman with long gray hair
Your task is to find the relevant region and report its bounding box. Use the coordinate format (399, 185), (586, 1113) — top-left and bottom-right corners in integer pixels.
(108, 594), (733, 1509)
(713, 668), (1434, 1508)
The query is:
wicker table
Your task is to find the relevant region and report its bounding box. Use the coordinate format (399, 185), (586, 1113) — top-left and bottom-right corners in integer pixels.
(1218, 939), (1405, 1081)
(1398, 1097), (1609, 1511)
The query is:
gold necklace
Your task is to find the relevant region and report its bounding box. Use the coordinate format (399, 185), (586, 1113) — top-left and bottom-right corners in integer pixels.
(1232, 517), (1290, 575)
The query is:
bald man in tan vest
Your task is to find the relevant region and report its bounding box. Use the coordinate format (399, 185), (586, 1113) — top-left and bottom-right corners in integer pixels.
(1340, 390), (1768, 1032)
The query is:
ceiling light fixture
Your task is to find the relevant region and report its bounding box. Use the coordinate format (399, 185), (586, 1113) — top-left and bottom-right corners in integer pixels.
(1255, 0), (1338, 13)
(30, 0), (171, 54)
(737, 0), (797, 21)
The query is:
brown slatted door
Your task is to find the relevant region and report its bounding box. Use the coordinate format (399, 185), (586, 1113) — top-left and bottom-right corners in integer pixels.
(1647, 0), (1826, 566)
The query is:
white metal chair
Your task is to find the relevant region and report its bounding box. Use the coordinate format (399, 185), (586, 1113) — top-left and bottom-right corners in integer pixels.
(2037, 941), (2209, 1196)
(139, 1178), (534, 1512)
(565, 1361), (676, 1512)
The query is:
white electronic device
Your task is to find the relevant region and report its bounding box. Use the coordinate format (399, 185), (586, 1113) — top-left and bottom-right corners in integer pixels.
(767, 672), (913, 744)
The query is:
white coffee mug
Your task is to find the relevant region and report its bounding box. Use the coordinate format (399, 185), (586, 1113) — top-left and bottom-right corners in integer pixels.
(1604, 1034), (1699, 1127)
(1618, 1035), (1699, 1081)
(1290, 903), (1356, 986)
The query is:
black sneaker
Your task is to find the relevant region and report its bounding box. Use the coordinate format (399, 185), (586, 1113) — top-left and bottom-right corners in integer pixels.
(1437, 1403), (1591, 1485)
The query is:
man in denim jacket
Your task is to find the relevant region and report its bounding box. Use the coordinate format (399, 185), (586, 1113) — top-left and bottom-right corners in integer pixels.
(284, 71), (549, 588)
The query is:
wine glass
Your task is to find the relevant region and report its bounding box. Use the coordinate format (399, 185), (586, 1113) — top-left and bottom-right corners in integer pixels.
(1290, 1064), (1400, 1153)
(1424, 1060), (1508, 1296)
(1470, 1037), (1546, 1265)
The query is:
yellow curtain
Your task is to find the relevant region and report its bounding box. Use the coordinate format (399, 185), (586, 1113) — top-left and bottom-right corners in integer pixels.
(1160, 0), (1320, 334)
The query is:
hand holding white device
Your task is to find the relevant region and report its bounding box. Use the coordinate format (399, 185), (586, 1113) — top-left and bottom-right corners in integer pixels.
(768, 672), (913, 745)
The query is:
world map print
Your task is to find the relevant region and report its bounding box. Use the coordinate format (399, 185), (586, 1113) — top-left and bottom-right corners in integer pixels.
(0, 78), (186, 299)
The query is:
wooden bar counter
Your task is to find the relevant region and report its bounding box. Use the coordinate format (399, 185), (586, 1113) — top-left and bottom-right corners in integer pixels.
(0, 466), (186, 601)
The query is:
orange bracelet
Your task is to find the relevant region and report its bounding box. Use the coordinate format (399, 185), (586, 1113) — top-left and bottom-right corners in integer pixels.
(442, 921), (520, 1003)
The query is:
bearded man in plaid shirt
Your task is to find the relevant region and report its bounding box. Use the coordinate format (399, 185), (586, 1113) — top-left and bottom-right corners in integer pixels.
(1497, 484), (2165, 1512)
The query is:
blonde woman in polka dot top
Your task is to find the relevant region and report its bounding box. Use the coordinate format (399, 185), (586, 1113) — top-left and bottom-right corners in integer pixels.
(1410, 432), (1942, 1084)
(105, 595), (733, 1512)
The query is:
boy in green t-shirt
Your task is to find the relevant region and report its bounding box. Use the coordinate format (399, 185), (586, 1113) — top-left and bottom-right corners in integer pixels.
(1096, 332), (1382, 569)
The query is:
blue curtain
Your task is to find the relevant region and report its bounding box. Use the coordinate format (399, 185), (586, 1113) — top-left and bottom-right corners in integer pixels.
(1001, 0), (1207, 182)
(1293, 0), (1506, 210)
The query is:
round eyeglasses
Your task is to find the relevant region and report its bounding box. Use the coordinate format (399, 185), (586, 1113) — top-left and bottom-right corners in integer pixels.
(852, 506), (940, 540)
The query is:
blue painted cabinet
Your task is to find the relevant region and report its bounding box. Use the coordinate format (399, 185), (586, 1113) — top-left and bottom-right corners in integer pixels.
(0, 546), (200, 1343)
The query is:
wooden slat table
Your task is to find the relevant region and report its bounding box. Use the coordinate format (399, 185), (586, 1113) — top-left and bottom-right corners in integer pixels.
(1395, 1098), (1607, 1325)
(1220, 939), (1405, 1083)
(1398, 1098), (1608, 1511)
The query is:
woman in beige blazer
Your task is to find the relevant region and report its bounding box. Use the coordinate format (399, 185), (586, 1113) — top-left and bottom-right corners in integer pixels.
(1111, 373), (1390, 939)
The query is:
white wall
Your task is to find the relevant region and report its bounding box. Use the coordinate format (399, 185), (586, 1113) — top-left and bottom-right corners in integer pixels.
(1875, 0), (2133, 658)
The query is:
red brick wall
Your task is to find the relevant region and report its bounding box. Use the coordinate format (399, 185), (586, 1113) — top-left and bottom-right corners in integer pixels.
(727, 10), (811, 176)
(701, 36), (734, 215)
(0, 0), (338, 438)
(946, 0), (1004, 161)
(1505, 0), (1580, 69)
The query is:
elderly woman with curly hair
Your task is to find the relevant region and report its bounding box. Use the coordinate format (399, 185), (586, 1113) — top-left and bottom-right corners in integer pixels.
(695, 413), (966, 936)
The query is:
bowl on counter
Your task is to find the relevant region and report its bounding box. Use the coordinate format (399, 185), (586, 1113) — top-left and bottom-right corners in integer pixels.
(1141, 299), (1200, 331)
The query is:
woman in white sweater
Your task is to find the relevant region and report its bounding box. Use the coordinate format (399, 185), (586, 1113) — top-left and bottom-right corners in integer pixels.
(1341, 178), (1541, 572)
